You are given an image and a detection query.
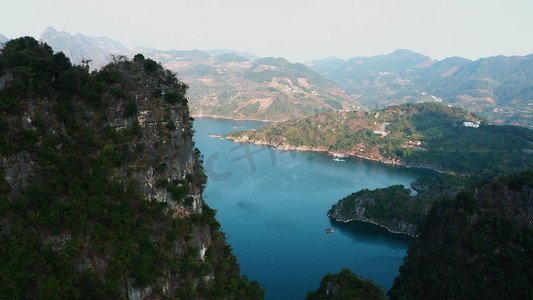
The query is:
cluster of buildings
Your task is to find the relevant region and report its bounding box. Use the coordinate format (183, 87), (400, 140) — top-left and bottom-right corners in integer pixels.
(463, 121), (481, 128)
(406, 140), (422, 147)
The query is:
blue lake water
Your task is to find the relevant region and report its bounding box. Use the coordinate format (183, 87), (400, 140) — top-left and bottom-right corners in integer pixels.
(193, 117), (433, 300)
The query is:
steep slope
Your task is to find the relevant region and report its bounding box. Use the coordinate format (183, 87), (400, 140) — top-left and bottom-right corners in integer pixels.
(328, 185), (426, 236)
(327, 173), (472, 236)
(424, 55), (533, 126)
(388, 171), (533, 299)
(0, 37), (263, 299)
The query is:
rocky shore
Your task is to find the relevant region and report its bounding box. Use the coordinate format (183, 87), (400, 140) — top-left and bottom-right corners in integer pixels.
(327, 195), (418, 237)
(226, 135), (446, 173)
(226, 135), (329, 152)
(192, 114), (280, 123)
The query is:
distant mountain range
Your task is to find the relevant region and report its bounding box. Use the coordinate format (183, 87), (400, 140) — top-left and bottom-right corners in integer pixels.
(2, 27), (532, 125)
(0, 33), (8, 44)
(204, 49), (258, 60)
(178, 55), (358, 121)
(39, 27), (130, 69)
(36, 27), (360, 121)
(306, 50), (533, 127)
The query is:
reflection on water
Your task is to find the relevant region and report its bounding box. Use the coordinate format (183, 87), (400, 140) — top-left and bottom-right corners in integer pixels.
(329, 219), (413, 250)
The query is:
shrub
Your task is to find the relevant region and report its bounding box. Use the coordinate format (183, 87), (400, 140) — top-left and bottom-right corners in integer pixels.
(123, 101), (137, 117)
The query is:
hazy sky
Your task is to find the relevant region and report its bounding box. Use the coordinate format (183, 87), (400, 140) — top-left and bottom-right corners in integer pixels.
(2, 0), (532, 62)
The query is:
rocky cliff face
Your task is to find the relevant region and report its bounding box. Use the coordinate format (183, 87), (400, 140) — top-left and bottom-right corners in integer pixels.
(0, 37), (263, 299)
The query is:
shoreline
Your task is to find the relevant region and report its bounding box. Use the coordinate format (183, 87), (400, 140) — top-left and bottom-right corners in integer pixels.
(201, 117), (428, 238)
(226, 138), (447, 174)
(191, 114), (282, 123)
(330, 216), (417, 237)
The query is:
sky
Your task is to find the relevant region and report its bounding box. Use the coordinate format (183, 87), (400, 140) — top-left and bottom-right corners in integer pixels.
(2, 0), (532, 62)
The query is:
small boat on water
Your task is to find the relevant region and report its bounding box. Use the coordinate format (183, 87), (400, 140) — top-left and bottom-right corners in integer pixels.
(326, 228), (335, 233)
(333, 158), (345, 162)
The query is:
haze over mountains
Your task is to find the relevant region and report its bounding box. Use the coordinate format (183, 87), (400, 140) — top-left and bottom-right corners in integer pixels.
(0, 34), (8, 44)
(37, 27), (361, 121)
(307, 50), (533, 127)
(3, 27), (532, 126)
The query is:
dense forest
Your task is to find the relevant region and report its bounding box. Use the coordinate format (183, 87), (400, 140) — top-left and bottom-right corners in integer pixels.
(328, 173), (484, 236)
(388, 171), (533, 299)
(318, 171), (533, 298)
(0, 37), (263, 298)
(328, 185), (429, 236)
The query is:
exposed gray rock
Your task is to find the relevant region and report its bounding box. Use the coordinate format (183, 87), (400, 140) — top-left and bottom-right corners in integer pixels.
(125, 278), (152, 300)
(3, 153), (34, 199)
(0, 73), (13, 90)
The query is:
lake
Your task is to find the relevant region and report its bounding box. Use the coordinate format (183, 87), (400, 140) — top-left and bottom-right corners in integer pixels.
(193, 117), (433, 300)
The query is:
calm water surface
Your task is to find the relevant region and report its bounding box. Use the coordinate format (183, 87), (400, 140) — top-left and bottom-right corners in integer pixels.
(193, 117), (432, 300)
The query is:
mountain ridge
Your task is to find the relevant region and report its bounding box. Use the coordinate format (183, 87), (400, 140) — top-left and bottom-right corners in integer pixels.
(35, 27), (359, 121)
(307, 51), (533, 127)
(3, 27), (532, 126)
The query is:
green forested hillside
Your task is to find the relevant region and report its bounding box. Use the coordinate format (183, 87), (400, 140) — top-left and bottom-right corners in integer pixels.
(328, 173), (474, 236)
(0, 37), (263, 299)
(228, 102), (533, 174)
(388, 171), (533, 299)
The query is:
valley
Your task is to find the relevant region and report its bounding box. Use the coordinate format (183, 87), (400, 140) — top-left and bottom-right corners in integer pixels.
(1, 28), (533, 299)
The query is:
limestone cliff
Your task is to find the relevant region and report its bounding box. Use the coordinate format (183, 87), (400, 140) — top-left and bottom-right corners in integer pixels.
(0, 37), (263, 299)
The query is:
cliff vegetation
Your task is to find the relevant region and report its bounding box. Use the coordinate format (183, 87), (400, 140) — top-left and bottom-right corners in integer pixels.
(388, 171), (533, 299)
(0, 37), (263, 299)
(328, 185), (427, 236)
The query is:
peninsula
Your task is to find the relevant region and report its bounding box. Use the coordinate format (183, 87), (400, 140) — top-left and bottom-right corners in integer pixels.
(227, 102), (533, 174)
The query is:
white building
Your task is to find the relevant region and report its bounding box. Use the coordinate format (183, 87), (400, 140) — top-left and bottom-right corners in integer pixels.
(463, 121), (480, 128)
